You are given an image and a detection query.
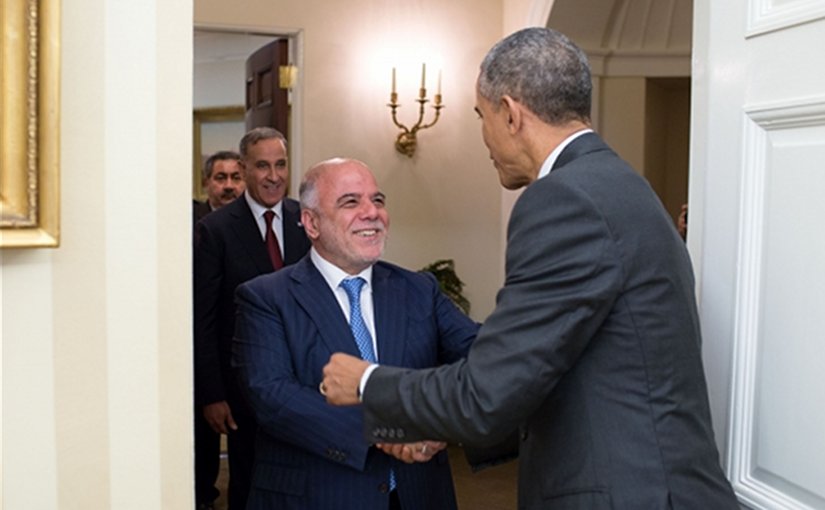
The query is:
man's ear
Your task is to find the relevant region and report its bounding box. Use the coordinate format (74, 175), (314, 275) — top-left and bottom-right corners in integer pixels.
(500, 95), (522, 134)
(301, 209), (320, 240)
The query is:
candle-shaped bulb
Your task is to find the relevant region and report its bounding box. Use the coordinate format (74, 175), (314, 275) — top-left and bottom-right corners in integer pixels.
(391, 67), (396, 95)
(421, 63), (426, 89)
(437, 69), (442, 96)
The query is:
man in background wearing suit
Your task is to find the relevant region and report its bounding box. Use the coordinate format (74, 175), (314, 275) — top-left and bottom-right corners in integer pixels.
(192, 149), (245, 510)
(193, 150), (245, 226)
(323, 28), (739, 509)
(232, 158), (479, 510)
(194, 127), (311, 510)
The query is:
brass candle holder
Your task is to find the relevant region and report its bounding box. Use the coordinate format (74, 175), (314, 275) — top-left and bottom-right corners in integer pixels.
(387, 64), (444, 157)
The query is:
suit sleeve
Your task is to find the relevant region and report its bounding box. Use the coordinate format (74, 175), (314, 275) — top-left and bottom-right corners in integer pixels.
(423, 271), (480, 365)
(362, 177), (624, 446)
(233, 280), (373, 471)
(193, 220), (227, 406)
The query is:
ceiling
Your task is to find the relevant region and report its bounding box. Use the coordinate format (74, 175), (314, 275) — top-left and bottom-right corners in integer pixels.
(193, 30), (280, 65)
(547, 0), (692, 55)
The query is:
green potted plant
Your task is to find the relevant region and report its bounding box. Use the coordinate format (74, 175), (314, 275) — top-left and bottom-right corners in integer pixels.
(420, 259), (471, 315)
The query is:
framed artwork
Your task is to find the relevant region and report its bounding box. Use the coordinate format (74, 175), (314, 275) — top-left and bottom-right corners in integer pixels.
(0, 0), (60, 248)
(192, 106), (245, 201)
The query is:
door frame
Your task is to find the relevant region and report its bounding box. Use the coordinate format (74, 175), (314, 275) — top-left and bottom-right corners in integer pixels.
(194, 22), (305, 197)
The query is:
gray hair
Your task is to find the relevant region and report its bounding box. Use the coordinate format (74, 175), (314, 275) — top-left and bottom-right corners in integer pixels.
(478, 27), (591, 125)
(203, 150), (240, 179)
(239, 126), (287, 157)
(299, 157), (367, 211)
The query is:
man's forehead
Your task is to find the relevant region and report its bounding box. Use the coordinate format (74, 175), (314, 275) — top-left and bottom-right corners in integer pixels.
(215, 160), (240, 169)
(247, 138), (286, 155)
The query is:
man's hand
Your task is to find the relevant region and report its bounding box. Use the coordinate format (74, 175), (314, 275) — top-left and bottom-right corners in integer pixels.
(203, 400), (237, 434)
(377, 441), (447, 464)
(322, 353), (370, 406)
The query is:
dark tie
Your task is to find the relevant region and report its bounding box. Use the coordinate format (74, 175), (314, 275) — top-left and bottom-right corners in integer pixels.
(339, 277), (396, 490)
(263, 210), (284, 270)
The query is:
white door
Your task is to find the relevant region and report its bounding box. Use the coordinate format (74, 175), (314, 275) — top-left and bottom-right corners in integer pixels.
(691, 0), (825, 508)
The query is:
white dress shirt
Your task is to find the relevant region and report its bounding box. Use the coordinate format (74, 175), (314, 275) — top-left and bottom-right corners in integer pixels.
(536, 128), (593, 180)
(310, 248), (379, 358)
(244, 191), (285, 255)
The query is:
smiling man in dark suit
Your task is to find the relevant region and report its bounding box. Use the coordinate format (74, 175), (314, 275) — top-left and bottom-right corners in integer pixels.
(194, 127), (311, 510)
(232, 158), (478, 510)
(322, 28), (739, 509)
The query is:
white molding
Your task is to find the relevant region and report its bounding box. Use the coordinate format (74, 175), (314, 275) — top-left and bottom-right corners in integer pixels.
(746, 96), (825, 127)
(747, 0), (825, 37)
(727, 98), (825, 510)
(588, 50), (691, 77)
(527, 0), (555, 27)
(728, 112), (767, 506)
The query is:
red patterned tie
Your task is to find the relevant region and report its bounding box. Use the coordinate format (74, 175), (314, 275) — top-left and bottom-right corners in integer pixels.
(263, 210), (284, 270)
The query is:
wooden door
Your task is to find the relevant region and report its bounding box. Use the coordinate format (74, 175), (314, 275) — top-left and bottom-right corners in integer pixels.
(245, 38), (289, 135)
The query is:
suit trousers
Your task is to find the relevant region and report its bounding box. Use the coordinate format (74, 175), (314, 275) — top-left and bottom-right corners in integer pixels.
(226, 404), (257, 510)
(194, 409), (221, 505)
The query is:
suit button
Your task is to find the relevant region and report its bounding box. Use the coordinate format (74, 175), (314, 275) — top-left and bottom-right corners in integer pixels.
(397, 429), (405, 439)
(326, 448), (335, 458)
(387, 428), (396, 439)
(378, 482), (389, 494)
(520, 429), (528, 441)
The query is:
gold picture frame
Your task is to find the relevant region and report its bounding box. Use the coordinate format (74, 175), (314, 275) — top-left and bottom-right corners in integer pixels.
(0, 0), (60, 248)
(192, 106), (245, 201)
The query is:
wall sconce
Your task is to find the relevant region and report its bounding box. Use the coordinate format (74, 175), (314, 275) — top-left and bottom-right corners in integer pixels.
(387, 64), (444, 157)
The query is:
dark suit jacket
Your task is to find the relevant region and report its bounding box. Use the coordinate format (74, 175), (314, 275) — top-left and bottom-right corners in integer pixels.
(232, 256), (479, 510)
(192, 199), (212, 227)
(194, 196), (311, 407)
(362, 134), (739, 509)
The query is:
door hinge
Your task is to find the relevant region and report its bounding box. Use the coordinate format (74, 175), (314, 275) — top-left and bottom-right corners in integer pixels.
(279, 65), (298, 90)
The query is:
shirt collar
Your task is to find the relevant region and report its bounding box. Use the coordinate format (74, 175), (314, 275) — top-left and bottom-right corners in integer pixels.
(310, 247), (373, 290)
(537, 128), (593, 180)
(244, 190), (283, 219)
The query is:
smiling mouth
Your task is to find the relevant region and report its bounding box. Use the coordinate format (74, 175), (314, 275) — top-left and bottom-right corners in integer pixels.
(355, 229), (380, 237)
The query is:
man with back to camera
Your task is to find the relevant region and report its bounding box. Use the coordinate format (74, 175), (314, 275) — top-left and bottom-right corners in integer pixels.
(232, 157), (479, 510)
(322, 28), (739, 509)
(193, 150), (245, 226)
(194, 127), (311, 510)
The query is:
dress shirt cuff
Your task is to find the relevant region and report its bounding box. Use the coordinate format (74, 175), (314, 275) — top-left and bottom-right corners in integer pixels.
(359, 363), (379, 402)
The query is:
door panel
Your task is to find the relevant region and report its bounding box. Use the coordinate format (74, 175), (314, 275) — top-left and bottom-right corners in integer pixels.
(245, 38), (289, 135)
(692, 0), (825, 508)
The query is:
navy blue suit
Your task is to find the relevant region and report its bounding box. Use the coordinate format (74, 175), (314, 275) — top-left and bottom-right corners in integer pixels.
(194, 195), (311, 510)
(233, 256), (479, 510)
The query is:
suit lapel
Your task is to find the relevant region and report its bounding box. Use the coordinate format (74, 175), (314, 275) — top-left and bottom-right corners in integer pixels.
(228, 198), (272, 274)
(372, 264), (406, 366)
(289, 257), (363, 358)
(282, 199), (308, 265)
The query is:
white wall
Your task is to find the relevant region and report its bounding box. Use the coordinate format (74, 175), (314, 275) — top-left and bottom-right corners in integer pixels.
(1, 0), (193, 508)
(195, 0), (506, 320)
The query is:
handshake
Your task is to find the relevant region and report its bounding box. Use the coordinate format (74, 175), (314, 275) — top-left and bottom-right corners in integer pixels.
(376, 440), (447, 464)
(319, 353), (447, 464)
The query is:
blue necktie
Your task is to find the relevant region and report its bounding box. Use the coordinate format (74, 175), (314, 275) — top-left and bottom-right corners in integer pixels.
(339, 277), (396, 491)
(339, 277), (376, 362)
